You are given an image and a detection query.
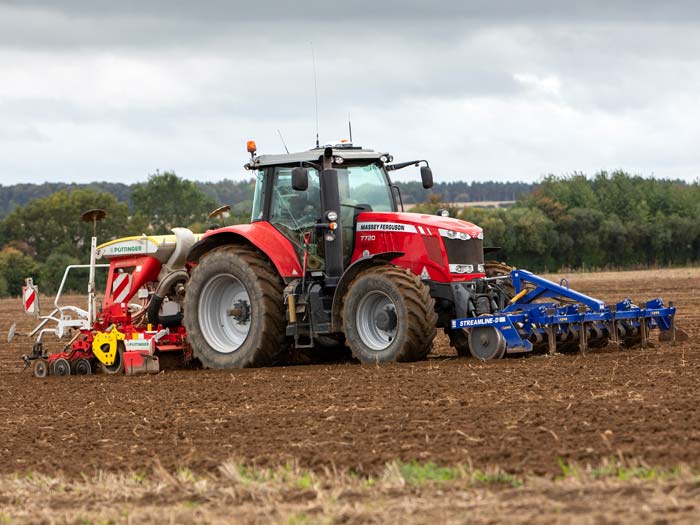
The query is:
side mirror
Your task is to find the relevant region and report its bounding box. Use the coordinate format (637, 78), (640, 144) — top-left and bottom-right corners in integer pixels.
(420, 166), (433, 189)
(292, 166), (309, 191)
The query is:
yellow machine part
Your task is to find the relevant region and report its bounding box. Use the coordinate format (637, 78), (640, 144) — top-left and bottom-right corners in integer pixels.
(92, 328), (126, 366)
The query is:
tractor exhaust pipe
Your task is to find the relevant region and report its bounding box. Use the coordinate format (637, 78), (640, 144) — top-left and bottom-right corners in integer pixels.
(320, 165), (343, 280)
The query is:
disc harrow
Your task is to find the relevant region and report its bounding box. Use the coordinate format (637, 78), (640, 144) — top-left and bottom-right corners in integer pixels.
(451, 269), (686, 358)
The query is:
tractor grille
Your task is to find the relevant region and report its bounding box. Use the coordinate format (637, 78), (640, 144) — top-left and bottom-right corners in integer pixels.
(443, 238), (484, 272)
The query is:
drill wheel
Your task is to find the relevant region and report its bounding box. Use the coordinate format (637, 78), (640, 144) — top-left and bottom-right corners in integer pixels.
(33, 359), (49, 378)
(53, 358), (71, 376)
(73, 358), (92, 375)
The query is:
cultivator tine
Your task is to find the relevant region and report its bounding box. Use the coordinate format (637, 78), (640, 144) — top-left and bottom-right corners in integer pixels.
(578, 319), (587, 355)
(658, 301), (689, 343)
(670, 301), (676, 344)
(669, 301), (677, 345)
(640, 302), (648, 349)
(546, 310), (556, 355)
(609, 305), (620, 349)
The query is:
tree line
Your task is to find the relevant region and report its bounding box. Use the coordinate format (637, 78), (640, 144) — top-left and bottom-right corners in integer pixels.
(0, 178), (534, 218)
(413, 171), (700, 271)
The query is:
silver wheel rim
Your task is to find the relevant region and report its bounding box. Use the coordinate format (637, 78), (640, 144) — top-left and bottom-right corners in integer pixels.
(355, 290), (398, 351)
(199, 273), (251, 354)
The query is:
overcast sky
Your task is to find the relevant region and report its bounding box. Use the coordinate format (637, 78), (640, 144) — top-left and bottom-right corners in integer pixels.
(1, 1), (700, 185)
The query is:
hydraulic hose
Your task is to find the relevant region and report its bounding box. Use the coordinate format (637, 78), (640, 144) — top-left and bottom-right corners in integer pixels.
(147, 269), (189, 328)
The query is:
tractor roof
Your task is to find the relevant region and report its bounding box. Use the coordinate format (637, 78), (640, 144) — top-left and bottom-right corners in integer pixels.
(247, 146), (391, 169)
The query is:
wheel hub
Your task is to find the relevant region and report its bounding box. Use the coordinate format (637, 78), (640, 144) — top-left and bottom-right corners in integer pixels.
(228, 299), (251, 324)
(356, 291), (399, 351)
(375, 307), (397, 332)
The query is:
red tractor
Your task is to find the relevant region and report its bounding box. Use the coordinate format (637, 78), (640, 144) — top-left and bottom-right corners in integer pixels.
(183, 141), (510, 367)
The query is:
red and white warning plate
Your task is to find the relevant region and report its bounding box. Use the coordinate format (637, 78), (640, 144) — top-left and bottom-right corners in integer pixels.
(112, 272), (133, 303)
(22, 278), (39, 315)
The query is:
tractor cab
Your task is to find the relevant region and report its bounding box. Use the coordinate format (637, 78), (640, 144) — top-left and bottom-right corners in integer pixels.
(244, 141), (434, 277)
(246, 142), (398, 271)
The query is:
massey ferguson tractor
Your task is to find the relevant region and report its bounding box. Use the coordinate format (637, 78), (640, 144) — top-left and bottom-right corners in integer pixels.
(13, 140), (685, 376)
(181, 141), (684, 369)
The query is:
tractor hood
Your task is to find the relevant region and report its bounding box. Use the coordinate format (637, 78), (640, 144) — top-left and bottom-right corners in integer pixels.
(355, 211), (483, 239)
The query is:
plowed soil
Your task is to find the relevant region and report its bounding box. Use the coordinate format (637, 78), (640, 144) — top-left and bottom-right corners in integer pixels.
(1, 268), (699, 480)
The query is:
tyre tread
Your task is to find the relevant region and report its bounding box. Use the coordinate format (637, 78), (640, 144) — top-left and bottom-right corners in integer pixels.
(342, 265), (437, 363)
(184, 244), (287, 368)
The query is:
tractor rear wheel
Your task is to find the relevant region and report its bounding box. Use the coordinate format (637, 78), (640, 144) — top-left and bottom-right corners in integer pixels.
(184, 245), (286, 369)
(342, 266), (437, 363)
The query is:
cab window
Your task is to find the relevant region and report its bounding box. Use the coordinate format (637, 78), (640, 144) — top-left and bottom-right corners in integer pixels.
(337, 164), (394, 212)
(269, 167), (321, 231)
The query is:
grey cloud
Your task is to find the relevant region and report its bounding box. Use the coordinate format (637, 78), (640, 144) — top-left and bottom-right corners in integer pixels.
(8, 1), (700, 23)
(3, 1), (700, 51)
(2, 1), (700, 184)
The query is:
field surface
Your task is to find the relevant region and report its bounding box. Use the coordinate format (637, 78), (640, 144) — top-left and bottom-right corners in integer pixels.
(1, 268), (699, 523)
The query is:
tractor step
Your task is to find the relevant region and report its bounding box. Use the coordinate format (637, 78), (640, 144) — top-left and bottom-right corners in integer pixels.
(451, 269), (682, 356)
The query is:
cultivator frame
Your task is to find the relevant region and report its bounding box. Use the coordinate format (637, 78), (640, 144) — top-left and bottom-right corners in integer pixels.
(451, 269), (681, 357)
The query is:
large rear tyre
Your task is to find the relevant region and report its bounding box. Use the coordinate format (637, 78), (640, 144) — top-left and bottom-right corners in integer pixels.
(343, 266), (437, 363)
(183, 245), (286, 369)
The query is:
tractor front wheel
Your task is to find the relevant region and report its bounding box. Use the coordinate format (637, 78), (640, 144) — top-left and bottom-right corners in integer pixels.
(343, 266), (437, 363)
(445, 328), (470, 357)
(183, 245), (286, 369)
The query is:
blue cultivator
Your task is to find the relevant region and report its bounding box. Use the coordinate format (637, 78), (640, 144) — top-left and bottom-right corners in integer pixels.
(451, 269), (685, 360)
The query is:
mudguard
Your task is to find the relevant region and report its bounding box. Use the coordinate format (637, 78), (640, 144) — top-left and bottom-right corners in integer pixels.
(187, 222), (303, 279)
